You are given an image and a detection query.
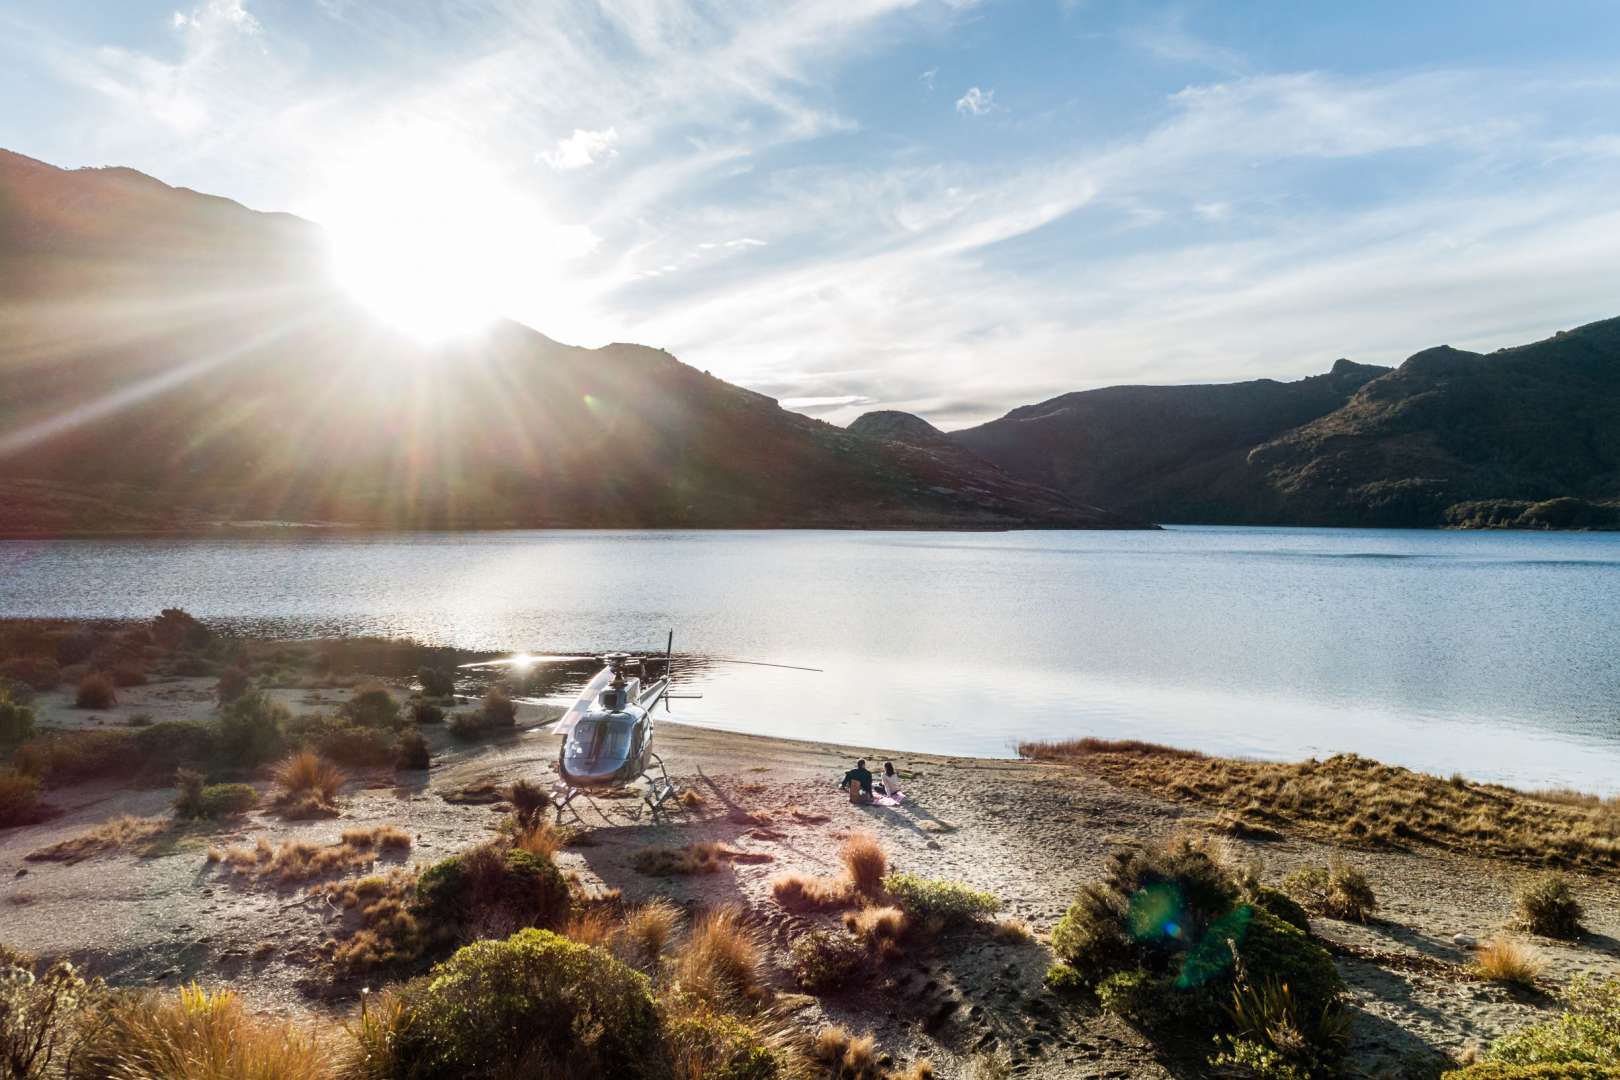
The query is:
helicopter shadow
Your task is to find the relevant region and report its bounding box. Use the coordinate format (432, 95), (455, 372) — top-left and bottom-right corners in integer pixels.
(688, 766), (832, 870)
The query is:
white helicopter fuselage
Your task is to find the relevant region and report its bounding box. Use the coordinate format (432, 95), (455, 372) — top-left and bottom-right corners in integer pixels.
(557, 672), (669, 786)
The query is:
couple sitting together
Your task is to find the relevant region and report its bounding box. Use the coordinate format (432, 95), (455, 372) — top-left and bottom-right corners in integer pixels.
(840, 758), (903, 804)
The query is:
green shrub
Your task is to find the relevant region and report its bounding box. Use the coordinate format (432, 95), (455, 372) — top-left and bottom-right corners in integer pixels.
(132, 721), (217, 766)
(1515, 873), (1584, 939)
(415, 845), (571, 934)
(0, 657), (59, 692)
(13, 730), (136, 783)
(0, 691), (35, 744)
(1282, 863), (1377, 923)
(1250, 886), (1312, 934)
(152, 608), (212, 651)
(0, 957), (106, 1077)
(396, 729), (431, 771)
(343, 684), (401, 729)
(0, 766), (43, 827)
(74, 672), (117, 710)
(199, 783), (259, 818)
(481, 687), (517, 728)
(173, 768), (207, 818)
(217, 692), (288, 766)
(1045, 962), (1086, 994)
(882, 873), (1001, 925)
(284, 713), (393, 767)
(215, 665), (251, 704)
(418, 666), (456, 698)
(662, 998), (785, 1080)
(387, 929), (661, 1079)
(411, 700), (445, 725)
(788, 929), (865, 992)
(1448, 1065), (1620, 1078)
(1488, 976), (1620, 1066)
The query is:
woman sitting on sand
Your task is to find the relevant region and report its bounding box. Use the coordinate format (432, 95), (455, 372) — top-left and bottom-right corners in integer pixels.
(879, 761), (903, 800)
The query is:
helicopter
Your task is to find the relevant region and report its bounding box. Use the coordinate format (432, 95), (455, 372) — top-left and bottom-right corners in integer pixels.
(460, 633), (818, 821)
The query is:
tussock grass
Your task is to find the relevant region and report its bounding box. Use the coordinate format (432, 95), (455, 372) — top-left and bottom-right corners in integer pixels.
(1514, 872), (1585, 938)
(1283, 862), (1378, 923)
(26, 814), (169, 864)
(563, 907), (621, 951)
(513, 819), (564, 860)
(270, 750), (346, 818)
(1473, 935), (1544, 988)
(771, 871), (856, 913)
(1020, 742), (1620, 870)
(991, 917), (1035, 943)
(212, 826), (410, 884)
(844, 905), (907, 955)
(842, 831), (888, 895)
(675, 907), (764, 1005)
(621, 898), (682, 968)
(632, 841), (772, 876)
(74, 671), (117, 709)
(814, 1025), (880, 1079)
(76, 983), (330, 1080)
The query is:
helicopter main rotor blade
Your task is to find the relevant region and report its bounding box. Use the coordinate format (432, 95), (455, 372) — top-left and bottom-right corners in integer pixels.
(458, 653), (599, 670)
(555, 666), (614, 735)
(704, 656), (824, 673)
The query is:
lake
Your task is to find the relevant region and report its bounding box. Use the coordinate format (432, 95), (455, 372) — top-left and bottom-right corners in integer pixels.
(3, 527), (1618, 792)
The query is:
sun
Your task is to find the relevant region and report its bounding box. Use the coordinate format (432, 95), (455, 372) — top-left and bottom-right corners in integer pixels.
(315, 136), (593, 345)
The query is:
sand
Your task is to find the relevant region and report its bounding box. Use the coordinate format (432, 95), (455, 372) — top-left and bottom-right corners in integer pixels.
(5, 689), (1620, 1079)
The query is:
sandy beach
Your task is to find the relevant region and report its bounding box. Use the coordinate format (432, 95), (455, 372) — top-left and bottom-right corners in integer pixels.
(6, 671), (1620, 1079)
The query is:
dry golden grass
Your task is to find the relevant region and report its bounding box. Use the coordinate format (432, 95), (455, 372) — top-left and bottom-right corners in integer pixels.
(736, 781), (768, 795)
(841, 832), (887, 895)
(771, 871), (856, 913)
(25, 814), (170, 864)
(991, 917), (1034, 944)
(813, 1025), (881, 1080)
(312, 869), (424, 973)
(270, 751), (347, 819)
(1020, 740), (1620, 870)
(76, 983), (331, 1080)
(513, 819), (564, 860)
(622, 898), (682, 967)
(563, 907), (621, 951)
(1473, 935), (1544, 988)
(679, 788), (705, 808)
(214, 827), (411, 884)
(674, 907), (764, 1005)
(844, 904), (907, 947)
(633, 841), (772, 876)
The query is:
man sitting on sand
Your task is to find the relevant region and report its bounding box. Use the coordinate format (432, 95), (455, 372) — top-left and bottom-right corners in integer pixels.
(841, 759), (874, 804)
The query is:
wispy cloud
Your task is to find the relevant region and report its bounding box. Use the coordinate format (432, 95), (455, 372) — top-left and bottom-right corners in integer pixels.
(541, 127), (619, 170)
(955, 85), (994, 115)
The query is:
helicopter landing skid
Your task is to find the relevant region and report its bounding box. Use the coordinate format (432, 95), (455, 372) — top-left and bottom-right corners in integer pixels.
(640, 752), (679, 820)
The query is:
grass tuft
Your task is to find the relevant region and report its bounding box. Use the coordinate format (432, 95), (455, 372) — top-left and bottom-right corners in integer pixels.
(841, 832), (888, 895)
(1473, 935), (1544, 989)
(674, 907), (764, 1006)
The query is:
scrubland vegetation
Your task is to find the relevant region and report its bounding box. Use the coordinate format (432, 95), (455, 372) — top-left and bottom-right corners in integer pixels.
(1020, 739), (1620, 869)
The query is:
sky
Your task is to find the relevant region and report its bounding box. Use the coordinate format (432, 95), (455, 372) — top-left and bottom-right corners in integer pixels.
(4, 1), (1620, 428)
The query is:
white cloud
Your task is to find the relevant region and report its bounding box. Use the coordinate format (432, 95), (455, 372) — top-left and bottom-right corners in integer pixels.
(920, 67), (937, 91)
(955, 85), (993, 115)
(541, 126), (620, 170)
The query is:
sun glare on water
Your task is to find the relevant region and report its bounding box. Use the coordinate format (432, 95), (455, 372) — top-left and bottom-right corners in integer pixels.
(317, 140), (596, 345)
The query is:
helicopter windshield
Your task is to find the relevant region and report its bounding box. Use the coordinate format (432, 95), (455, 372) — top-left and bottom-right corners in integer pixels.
(566, 717), (634, 764)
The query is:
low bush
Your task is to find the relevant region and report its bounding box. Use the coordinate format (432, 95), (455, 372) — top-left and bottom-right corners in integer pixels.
(173, 768), (207, 818)
(411, 700), (445, 725)
(789, 929), (866, 992)
(0, 656), (59, 691)
(13, 730), (137, 783)
(0, 766), (44, 827)
(481, 686), (517, 728)
(215, 664), (251, 704)
(1250, 886), (1312, 934)
(152, 608), (212, 651)
(343, 683), (401, 728)
(383, 929), (662, 1079)
(132, 719), (218, 766)
(74, 671), (117, 710)
(1446, 1064), (1620, 1078)
(0, 690), (35, 744)
(1282, 862), (1377, 923)
(1486, 976), (1620, 1066)
(1515, 872), (1584, 939)
(199, 783), (260, 819)
(662, 996), (787, 1080)
(1050, 837), (1347, 1076)
(882, 873), (1001, 926)
(396, 729), (431, 770)
(0, 956), (106, 1077)
(418, 665), (456, 698)
(217, 691), (289, 766)
(415, 844), (572, 937)
(55, 628), (98, 667)
(842, 832), (887, 896)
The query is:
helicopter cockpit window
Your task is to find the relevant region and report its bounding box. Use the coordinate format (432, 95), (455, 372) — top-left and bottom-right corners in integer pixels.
(567, 717), (633, 763)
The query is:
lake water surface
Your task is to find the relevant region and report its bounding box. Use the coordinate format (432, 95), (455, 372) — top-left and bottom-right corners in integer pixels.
(3, 527), (1618, 792)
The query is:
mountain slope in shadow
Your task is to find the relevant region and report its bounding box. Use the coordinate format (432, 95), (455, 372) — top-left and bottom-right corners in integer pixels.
(0, 149), (1147, 535)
